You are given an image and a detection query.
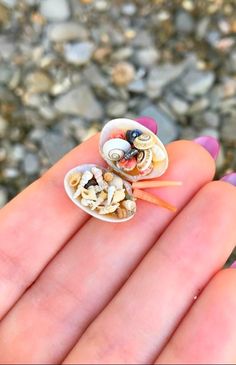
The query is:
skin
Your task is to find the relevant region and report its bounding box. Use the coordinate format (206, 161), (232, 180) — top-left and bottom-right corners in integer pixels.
(0, 135), (236, 364)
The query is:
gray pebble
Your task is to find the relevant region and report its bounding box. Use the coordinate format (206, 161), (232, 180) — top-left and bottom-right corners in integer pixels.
(23, 153), (40, 175)
(0, 186), (8, 208)
(182, 70), (215, 95)
(128, 79), (146, 93)
(39, 0), (71, 21)
(47, 22), (88, 42)
(64, 42), (95, 65)
(106, 100), (127, 117)
(0, 116), (7, 137)
(121, 3), (137, 16)
(54, 84), (103, 120)
(166, 94), (189, 115)
(203, 111), (220, 128)
(135, 48), (159, 68)
(42, 132), (75, 164)
(140, 105), (179, 143)
(175, 11), (194, 34)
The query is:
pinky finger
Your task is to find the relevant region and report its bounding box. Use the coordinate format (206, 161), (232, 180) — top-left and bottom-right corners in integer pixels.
(156, 269), (236, 364)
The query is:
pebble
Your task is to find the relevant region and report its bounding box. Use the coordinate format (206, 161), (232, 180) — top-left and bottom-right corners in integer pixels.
(112, 62), (135, 86)
(128, 79), (146, 93)
(54, 85), (103, 120)
(0, 116), (7, 137)
(42, 132), (75, 164)
(147, 63), (185, 97)
(221, 117), (236, 142)
(135, 48), (159, 68)
(64, 42), (95, 65)
(23, 153), (40, 175)
(47, 22), (88, 42)
(203, 111), (220, 128)
(140, 105), (178, 144)
(121, 3), (137, 16)
(175, 11), (194, 33)
(25, 71), (53, 94)
(166, 94), (189, 115)
(106, 101), (127, 117)
(199, 128), (219, 140)
(0, 187), (7, 208)
(39, 0), (71, 21)
(0, 0), (16, 7)
(182, 70), (215, 95)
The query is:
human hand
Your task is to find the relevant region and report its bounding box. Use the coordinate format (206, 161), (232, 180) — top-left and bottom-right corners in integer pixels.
(0, 129), (236, 364)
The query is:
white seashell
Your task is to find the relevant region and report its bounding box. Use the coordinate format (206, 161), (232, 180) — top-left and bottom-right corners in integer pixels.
(80, 170), (93, 187)
(107, 186), (116, 205)
(73, 185), (83, 199)
(81, 188), (97, 201)
(91, 166), (108, 190)
(102, 138), (131, 161)
(122, 199), (136, 212)
(98, 204), (120, 215)
(112, 189), (126, 204)
(64, 164), (134, 223)
(100, 118), (168, 182)
(152, 144), (166, 162)
(109, 175), (123, 190)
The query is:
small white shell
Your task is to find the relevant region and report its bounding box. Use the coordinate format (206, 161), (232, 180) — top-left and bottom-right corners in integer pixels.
(100, 118), (168, 182)
(107, 185), (116, 205)
(102, 138), (131, 161)
(64, 164), (135, 223)
(109, 175), (124, 190)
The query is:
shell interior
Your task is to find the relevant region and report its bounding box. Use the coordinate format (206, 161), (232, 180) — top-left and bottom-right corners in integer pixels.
(64, 164), (135, 223)
(99, 118), (168, 182)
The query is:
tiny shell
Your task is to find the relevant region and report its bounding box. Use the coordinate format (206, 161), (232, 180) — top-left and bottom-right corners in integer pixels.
(104, 171), (114, 182)
(117, 207), (127, 219)
(64, 164), (135, 223)
(112, 189), (126, 204)
(102, 138), (131, 161)
(100, 118), (168, 182)
(122, 199), (136, 212)
(133, 133), (155, 150)
(69, 172), (82, 188)
(152, 144), (166, 162)
(110, 175), (123, 190)
(81, 188), (97, 201)
(117, 156), (137, 171)
(137, 149), (153, 172)
(107, 185), (116, 205)
(98, 204), (120, 215)
(126, 129), (142, 144)
(124, 148), (139, 160)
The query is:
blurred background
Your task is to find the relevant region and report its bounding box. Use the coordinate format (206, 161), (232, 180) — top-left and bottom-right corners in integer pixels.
(0, 0), (236, 212)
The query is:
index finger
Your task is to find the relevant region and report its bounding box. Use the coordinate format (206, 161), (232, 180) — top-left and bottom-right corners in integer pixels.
(0, 133), (103, 319)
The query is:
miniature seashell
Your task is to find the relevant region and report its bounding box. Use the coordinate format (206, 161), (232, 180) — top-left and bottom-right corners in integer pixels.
(84, 178), (97, 189)
(69, 172), (82, 188)
(74, 186), (83, 199)
(102, 138), (131, 161)
(64, 164), (135, 222)
(80, 170), (93, 187)
(107, 185), (116, 205)
(122, 199), (136, 212)
(137, 149), (153, 172)
(112, 189), (126, 204)
(126, 129), (142, 144)
(124, 148), (139, 160)
(81, 188), (97, 201)
(139, 164), (153, 176)
(152, 144), (166, 162)
(109, 175), (123, 190)
(91, 166), (108, 190)
(98, 204), (120, 215)
(117, 207), (128, 219)
(116, 157), (137, 171)
(133, 133), (155, 150)
(103, 171), (114, 182)
(99, 118), (168, 182)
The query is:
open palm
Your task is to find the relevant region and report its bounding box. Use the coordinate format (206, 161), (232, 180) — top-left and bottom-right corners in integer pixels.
(0, 133), (236, 364)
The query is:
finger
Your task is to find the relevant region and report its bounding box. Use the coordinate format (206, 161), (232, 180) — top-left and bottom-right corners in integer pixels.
(0, 134), (103, 319)
(0, 141), (215, 364)
(156, 269), (236, 364)
(64, 181), (236, 364)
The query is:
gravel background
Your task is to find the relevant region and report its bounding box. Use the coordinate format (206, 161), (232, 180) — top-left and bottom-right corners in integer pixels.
(0, 0), (235, 262)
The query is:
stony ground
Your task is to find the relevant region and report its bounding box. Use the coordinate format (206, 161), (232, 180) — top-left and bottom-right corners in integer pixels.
(0, 0), (236, 261)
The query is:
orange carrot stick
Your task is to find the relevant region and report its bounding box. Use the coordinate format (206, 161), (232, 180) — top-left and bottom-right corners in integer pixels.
(132, 180), (182, 189)
(133, 188), (177, 212)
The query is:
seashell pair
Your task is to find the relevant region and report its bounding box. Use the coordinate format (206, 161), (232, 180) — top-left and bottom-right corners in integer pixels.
(64, 118), (181, 223)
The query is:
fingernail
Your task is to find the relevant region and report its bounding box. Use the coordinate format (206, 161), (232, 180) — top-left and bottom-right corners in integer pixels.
(230, 261), (236, 268)
(220, 172), (236, 187)
(135, 117), (158, 134)
(193, 136), (220, 160)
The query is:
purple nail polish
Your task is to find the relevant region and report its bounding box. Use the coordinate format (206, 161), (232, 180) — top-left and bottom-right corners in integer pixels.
(135, 117), (158, 134)
(220, 172), (236, 187)
(230, 261), (236, 268)
(193, 136), (220, 160)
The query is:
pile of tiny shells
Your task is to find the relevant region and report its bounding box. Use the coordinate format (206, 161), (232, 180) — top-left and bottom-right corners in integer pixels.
(102, 128), (166, 178)
(68, 166), (136, 219)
